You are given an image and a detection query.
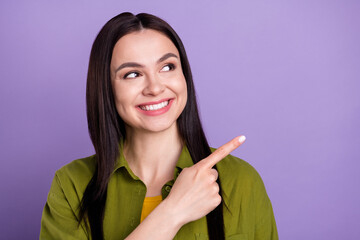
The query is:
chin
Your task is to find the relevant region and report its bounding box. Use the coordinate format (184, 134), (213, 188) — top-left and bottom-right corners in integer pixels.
(123, 110), (182, 134)
(145, 122), (177, 133)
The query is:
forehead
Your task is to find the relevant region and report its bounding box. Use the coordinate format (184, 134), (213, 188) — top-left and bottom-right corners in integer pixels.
(111, 29), (179, 64)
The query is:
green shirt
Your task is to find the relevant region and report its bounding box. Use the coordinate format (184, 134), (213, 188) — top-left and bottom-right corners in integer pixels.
(40, 146), (278, 240)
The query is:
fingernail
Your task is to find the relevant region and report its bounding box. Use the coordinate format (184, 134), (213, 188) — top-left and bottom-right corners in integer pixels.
(238, 135), (246, 143)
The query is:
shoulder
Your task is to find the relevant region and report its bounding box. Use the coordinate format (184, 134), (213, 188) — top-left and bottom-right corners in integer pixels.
(41, 156), (96, 238)
(56, 154), (97, 181)
(211, 147), (261, 185)
(211, 147), (266, 201)
(51, 155), (97, 202)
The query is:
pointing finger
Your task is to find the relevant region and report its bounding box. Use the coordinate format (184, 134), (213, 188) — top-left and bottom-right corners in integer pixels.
(201, 135), (246, 169)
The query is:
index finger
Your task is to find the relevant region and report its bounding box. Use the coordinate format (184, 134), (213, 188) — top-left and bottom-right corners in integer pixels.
(201, 135), (246, 169)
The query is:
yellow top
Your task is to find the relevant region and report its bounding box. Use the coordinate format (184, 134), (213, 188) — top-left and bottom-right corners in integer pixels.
(140, 195), (162, 222)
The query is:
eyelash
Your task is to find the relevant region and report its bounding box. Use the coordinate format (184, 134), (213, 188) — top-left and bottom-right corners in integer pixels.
(122, 63), (176, 79)
(162, 63), (175, 72)
(123, 71), (140, 79)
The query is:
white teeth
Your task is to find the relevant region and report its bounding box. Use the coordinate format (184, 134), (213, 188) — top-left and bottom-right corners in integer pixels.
(140, 100), (169, 111)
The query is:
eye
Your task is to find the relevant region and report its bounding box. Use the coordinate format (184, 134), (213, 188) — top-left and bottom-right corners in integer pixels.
(123, 71), (140, 79)
(161, 63), (175, 72)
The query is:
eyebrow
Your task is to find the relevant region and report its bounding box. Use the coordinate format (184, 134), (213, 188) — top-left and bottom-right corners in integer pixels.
(157, 52), (178, 64)
(114, 52), (178, 74)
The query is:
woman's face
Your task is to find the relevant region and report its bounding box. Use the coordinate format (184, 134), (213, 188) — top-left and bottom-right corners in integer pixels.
(110, 29), (187, 134)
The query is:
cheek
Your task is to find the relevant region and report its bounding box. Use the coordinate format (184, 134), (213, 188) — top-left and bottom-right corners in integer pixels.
(112, 84), (125, 105)
(178, 78), (188, 100)
(172, 76), (188, 107)
(112, 82), (136, 113)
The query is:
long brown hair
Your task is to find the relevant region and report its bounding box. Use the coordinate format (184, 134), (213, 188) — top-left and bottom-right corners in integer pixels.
(80, 12), (225, 240)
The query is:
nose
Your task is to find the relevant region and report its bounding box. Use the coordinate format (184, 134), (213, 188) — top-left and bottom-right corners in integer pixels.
(142, 74), (165, 96)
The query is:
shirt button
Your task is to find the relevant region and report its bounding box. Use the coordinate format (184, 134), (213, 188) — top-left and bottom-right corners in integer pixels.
(165, 186), (171, 192)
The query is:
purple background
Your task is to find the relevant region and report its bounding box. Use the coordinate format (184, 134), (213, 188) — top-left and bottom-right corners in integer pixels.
(1, 1), (359, 239)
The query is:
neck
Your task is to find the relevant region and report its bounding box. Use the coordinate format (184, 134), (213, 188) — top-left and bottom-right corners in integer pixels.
(123, 124), (183, 185)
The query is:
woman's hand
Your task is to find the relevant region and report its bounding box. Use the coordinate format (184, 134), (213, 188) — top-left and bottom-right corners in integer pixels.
(163, 135), (246, 226)
(125, 136), (246, 240)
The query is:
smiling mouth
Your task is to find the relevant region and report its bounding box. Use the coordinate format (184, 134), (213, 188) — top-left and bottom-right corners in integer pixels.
(139, 100), (170, 111)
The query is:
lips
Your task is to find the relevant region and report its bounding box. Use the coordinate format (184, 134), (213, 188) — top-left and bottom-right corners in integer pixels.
(136, 98), (173, 116)
(139, 99), (170, 111)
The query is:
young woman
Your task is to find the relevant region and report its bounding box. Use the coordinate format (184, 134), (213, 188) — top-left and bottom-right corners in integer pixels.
(40, 12), (278, 240)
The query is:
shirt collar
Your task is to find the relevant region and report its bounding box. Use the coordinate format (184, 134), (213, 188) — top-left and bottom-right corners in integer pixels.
(112, 141), (139, 180)
(112, 141), (195, 180)
(175, 145), (194, 169)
